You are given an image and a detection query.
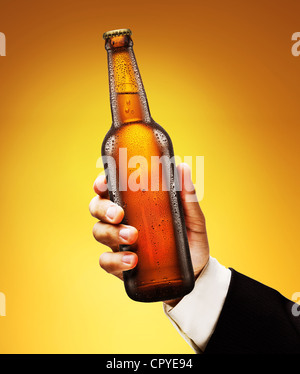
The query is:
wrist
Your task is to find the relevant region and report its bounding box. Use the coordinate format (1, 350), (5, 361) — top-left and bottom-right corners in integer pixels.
(163, 257), (210, 308)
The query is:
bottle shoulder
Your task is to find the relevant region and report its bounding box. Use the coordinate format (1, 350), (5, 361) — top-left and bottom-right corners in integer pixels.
(101, 120), (174, 156)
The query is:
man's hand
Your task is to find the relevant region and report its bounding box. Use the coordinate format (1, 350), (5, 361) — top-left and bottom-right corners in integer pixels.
(89, 163), (209, 303)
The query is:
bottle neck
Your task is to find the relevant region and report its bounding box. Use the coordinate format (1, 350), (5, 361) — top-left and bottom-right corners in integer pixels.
(105, 35), (151, 127)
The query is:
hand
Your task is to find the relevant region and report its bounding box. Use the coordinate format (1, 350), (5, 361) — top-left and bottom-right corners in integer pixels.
(89, 163), (210, 304)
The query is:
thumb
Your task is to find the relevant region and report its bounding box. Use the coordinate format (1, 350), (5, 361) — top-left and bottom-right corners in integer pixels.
(176, 163), (206, 226)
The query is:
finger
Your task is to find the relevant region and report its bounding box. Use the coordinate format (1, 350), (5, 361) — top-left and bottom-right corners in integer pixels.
(93, 174), (109, 198)
(177, 163), (205, 223)
(89, 195), (124, 224)
(99, 251), (138, 279)
(93, 222), (138, 250)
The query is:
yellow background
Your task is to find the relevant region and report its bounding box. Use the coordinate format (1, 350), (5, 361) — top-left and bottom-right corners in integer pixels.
(0, 0), (299, 353)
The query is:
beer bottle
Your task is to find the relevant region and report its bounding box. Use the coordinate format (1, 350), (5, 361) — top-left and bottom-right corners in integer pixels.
(101, 29), (194, 302)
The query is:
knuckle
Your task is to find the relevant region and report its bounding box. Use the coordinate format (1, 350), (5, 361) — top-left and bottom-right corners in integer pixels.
(93, 223), (117, 247)
(101, 227), (111, 244)
(99, 253), (115, 274)
(99, 253), (108, 270)
(89, 196), (98, 216)
(92, 223), (99, 239)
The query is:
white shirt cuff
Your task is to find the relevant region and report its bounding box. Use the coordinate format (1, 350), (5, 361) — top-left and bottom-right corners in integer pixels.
(163, 256), (231, 353)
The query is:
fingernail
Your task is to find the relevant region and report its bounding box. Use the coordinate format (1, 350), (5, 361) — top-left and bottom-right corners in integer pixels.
(106, 206), (117, 220)
(119, 228), (131, 240)
(122, 254), (134, 265)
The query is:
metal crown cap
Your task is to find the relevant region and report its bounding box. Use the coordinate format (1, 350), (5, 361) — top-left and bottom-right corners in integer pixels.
(103, 29), (132, 40)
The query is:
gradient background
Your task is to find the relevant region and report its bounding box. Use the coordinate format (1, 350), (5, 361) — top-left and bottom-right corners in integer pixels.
(0, 0), (299, 353)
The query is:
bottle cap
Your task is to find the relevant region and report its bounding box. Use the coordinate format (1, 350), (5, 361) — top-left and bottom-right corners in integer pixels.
(103, 29), (132, 40)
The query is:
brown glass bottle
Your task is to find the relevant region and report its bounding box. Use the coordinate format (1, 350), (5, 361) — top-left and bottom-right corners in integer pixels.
(101, 29), (194, 302)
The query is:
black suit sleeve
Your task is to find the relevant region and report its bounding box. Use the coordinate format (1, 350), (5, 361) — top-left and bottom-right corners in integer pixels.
(204, 269), (300, 354)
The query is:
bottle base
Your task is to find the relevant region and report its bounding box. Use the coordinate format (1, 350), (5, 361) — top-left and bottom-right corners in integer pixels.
(124, 277), (195, 303)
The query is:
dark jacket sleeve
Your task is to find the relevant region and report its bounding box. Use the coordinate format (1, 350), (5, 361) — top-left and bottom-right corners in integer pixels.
(204, 268), (300, 354)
